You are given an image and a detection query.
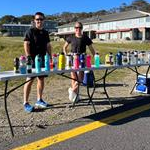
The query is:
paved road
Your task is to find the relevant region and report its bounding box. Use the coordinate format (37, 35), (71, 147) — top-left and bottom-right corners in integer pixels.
(1, 98), (150, 150)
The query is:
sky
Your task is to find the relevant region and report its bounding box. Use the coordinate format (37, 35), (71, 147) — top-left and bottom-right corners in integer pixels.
(0, 0), (150, 18)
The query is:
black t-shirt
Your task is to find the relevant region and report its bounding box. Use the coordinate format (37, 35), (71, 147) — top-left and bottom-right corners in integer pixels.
(66, 34), (93, 54)
(24, 27), (50, 59)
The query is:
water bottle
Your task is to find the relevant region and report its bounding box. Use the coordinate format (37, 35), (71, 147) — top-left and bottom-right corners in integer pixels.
(109, 52), (114, 65)
(86, 54), (92, 68)
(14, 57), (20, 73)
(130, 51), (137, 65)
(19, 55), (27, 74)
(134, 51), (138, 64)
(127, 51), (131, 64)
(44, 53), (50, 71)
(80, 53), (86, 68)
(73, 53), (80, 69)
(122, 52), (128, 65)
(26, 56), (32, 73)
(115, 51), (122, 66)
(35, 55), (41, 73)
(52, 54), (58, 70)
(58, 52), (65, 70)
(148, 52), (150, 64)
(139, 51), (145, 64)
(66, 54), (72, 70)
(94, 53), (100, 68)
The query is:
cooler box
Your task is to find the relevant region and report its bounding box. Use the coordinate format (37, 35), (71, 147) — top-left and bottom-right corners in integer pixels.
(135, 74), (150, 94)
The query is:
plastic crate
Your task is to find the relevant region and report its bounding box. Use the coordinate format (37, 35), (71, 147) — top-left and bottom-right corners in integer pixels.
(135, 74), (150, 94)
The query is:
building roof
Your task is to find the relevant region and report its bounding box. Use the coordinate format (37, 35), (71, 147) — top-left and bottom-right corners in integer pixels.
(58, 10), (150, 28)
(2, 24), (31, 27)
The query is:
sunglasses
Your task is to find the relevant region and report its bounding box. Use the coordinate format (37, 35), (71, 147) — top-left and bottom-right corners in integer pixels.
(35, 18), (44, 21)
(75, 26), (82, 29)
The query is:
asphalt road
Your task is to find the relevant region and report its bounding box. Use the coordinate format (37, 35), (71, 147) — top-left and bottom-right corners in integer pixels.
(1, 97), (150, 150)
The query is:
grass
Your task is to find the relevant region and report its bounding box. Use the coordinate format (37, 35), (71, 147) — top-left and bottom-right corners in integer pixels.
(1, 36), (149, 83)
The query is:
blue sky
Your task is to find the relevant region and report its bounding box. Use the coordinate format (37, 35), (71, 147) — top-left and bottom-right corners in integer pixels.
(0, 0), (150, 17)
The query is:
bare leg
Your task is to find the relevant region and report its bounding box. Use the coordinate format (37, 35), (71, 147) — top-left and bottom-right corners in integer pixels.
(24, 78), (34, 104)
(37, 77), (45, 100)
(71, 71), (84, 94)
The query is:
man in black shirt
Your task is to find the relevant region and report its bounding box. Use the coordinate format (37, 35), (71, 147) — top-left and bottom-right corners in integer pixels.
(63, 22), (96, 102)
(24, 12), (52, 112)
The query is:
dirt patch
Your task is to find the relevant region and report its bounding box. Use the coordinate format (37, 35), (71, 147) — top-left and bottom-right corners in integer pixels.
(0, 66), (149, 145)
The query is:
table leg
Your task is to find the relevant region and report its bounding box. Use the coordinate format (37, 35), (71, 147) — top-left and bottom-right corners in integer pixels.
(87, 72), (96, 113)
(129, 66), (139, 94)
(4, 80), (14, 137)
(72, 72), (80, 107)
(103, 69), (113, 109)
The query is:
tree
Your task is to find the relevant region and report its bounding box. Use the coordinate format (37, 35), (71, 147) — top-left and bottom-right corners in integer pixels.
(18, 15), (34, 24)
(131, 0), (150, 11)
(0, 15), (18, 24)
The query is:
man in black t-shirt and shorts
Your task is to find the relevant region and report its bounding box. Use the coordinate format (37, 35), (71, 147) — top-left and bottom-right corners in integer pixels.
(23, 12), (52, 112)
(63, 22), (96, 102)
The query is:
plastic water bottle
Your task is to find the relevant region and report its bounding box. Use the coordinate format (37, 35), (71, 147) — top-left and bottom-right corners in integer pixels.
(148, 52), (150, 64)
(14, 57), (20, 73)
(26, 56), (32, 73)
(80, 53), (86, 68)
(58, 52), (65, 70)
(66, 54), (72, 70)
(35, 55), (41, 73)
(122, 52), (128, 65)
(86, 54), (91, 68)
(94, 53), (100, 68)
(19, 55), (27, 74)
(73, 53), (80, 69)
(52, 54), (58, 70)
(115, 51), (122, 66)
(134, 51), (138, 64)
(44, 53), (50, 71)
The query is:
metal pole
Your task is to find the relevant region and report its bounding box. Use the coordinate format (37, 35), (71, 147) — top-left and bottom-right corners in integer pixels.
(87, 71), (96, 113)
(103, 69), (113, 109)
(4, 80), (14, 137)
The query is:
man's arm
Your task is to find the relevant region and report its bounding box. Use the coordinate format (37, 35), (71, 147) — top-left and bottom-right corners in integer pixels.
(63, 42), (69, 55)
(47, 42), (52, 59)
(24, 41), (31, 56)
(88, 44), (96, 56)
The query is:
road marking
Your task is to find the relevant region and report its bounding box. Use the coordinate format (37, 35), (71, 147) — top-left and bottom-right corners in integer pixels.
(12, 103), (150, 150)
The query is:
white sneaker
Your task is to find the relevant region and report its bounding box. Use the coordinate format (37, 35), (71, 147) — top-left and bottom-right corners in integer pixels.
(68, 88), (77, 102)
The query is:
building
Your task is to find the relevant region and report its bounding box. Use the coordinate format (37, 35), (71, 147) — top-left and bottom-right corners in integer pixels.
(57, 10), (150, 41)
(2, 20), (58, 36)
(2, 23), (31, 36)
